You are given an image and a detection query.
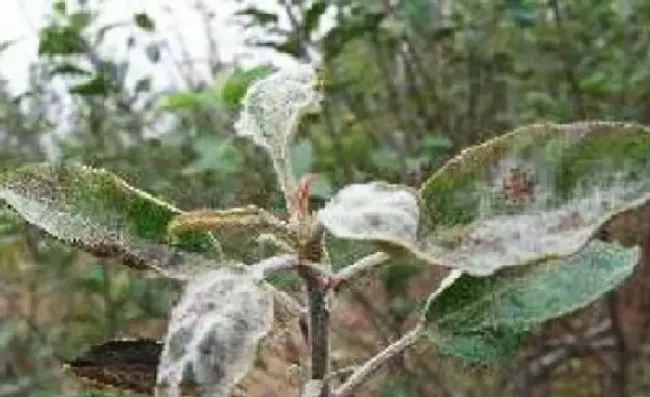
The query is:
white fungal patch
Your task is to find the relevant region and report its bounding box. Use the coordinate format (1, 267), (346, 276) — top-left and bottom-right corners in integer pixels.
(422, 168), (650, 276)
(317, 181), (420, 248)
(234, 64), (322, 164)
(155, 266), (273, 397)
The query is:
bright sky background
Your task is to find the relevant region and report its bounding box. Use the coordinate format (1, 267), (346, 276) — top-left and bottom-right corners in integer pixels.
(0, 0), (322, 156)
(0, 0), (303, 95)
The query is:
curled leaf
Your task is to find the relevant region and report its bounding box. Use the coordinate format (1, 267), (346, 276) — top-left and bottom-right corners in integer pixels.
(316, 181), (419, 250)
(234, 64), (322, 163)
(168, 206), (295, 262)
(156, 266), (273, 397)
(168, 205), (291, 241)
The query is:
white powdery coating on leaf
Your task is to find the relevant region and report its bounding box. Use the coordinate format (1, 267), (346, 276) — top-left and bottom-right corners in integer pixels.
(428, 177), (650, 276)
(317, 181), (419, 247)
(0, 182), (212, 280)
(155, 266), (273, 397)
(234, 64), (322, 161)
(0, 186), (126, 248)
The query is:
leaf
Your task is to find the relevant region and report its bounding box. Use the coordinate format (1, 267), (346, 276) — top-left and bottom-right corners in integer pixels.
(317, 181), (420, 251)
(168, 206), (294, 257)
(49, 63), (92, 77)
(156, 266), (273, 397)
(235, 7), (279, 27)
(38, 26), (86, 55)
(70, 12), (92, 30)
(418, 121), (650, 275)
(134, 13), (155, 31)
(302, 1), (327, 37)
(0, 162), (215, 278)
(53, 0), (65, 14)
(69, 76), (114, 96)
(234, 64), (322, 166)
(220, 65), (274, 109)
(65, 339), (164, 396)
(425, 240), (640, 362)
(183, 136), (242, 174)
(160, 91), (218, 111)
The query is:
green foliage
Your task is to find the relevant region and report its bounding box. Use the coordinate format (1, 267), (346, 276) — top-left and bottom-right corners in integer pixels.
(4, 0), (650, 396)
(133, 13), (155, 31)
(425, 241), (639, 362)
(220, 66), (274, 109)
(0, 162), (216, 277)
(160, 65), (273, 112)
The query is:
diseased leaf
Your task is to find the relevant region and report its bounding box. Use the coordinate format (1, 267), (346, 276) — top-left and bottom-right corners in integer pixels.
(168, 206), (294, 261)
(317, 181), (419, 250)
(234, 64), (322, 165)
(65, 339), (165, 396)
(156, 266), (273, 397)
(0, 162), (215, 278)
(425, 240), (639, 362)
(419, 121), (650, 275)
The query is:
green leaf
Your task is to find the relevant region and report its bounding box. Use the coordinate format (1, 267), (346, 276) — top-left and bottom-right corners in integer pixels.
(49, 63), (92, 77)
(70, 12), (92, 30)
(69, 76), (114, 96)
(159, 91), (220, 111)
(418, 121), (650, 275)
(134, 13), (155, 31)
(220, 65), (274, 109)
(38, 26), (86, 55)
(0, 162), (216, 279)
(168, 206), (293, 248)
(183, 136), (242, 174)
(302, 1), (327, 36)
(425, 240), (639, 362)
(53, 0), (66, 15)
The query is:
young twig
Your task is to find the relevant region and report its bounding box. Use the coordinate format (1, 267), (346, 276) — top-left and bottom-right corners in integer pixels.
(251, 254), (333, 280)
(333, 251), (391, 287)
(251, 254), (299, 278)
(333, 270), (463, 397)
(333, 324), (424, 397)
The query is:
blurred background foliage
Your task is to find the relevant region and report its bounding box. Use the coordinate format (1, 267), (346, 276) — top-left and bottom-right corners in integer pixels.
(2, 0), (650, 396)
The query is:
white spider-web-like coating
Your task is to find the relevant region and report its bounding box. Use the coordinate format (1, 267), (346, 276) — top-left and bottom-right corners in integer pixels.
(0, 164), (213, 279)
(317, 181), (420, 248)
(155, 266), (273, 397)
(234, 64), (322, 164)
